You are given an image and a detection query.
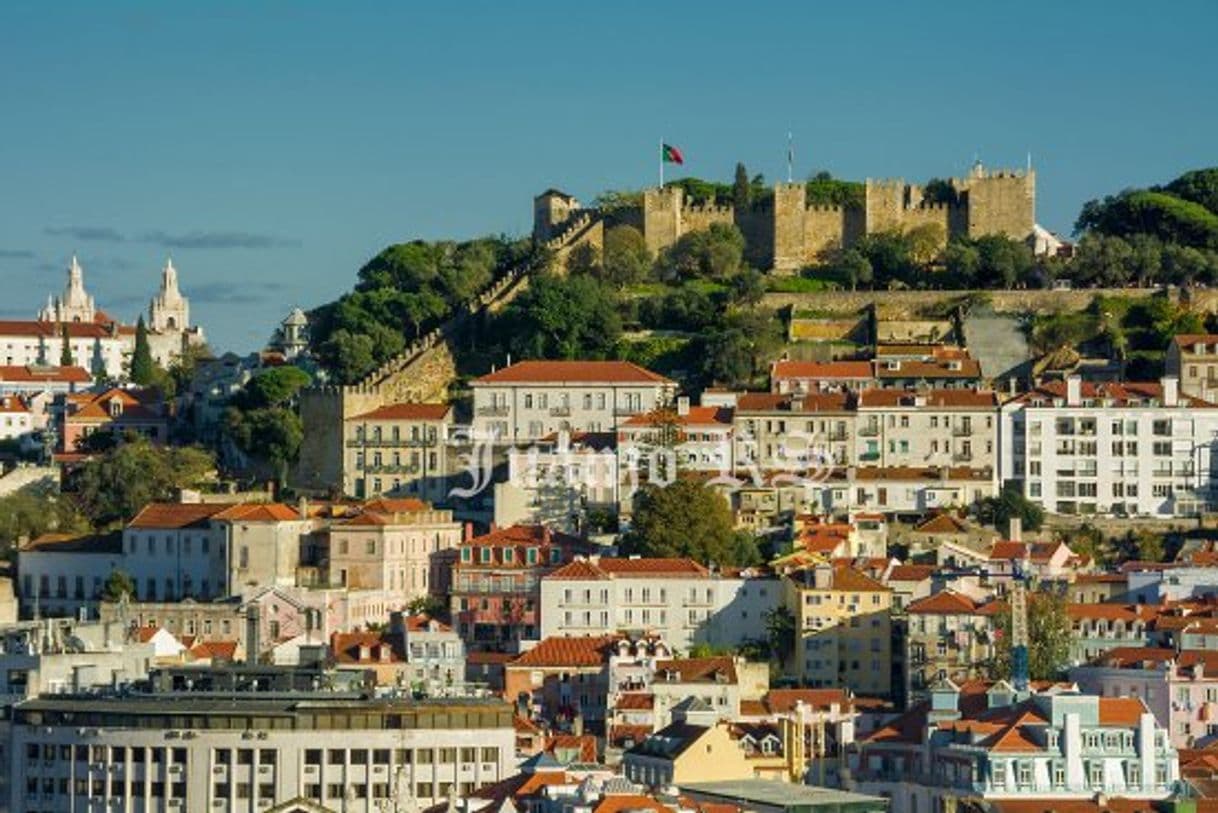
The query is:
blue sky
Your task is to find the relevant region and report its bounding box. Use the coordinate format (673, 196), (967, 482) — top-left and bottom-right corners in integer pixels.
(1, 2), (1214, 352)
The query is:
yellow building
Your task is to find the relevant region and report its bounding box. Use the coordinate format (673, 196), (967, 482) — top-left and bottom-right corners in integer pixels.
(784, 564), (893, 697)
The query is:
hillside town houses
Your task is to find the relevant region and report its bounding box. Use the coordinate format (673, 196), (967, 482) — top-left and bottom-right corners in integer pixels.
(11, 255), (1218, 813)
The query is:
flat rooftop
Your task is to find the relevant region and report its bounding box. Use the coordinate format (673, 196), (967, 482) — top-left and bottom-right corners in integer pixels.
(679, 780), (887, 813)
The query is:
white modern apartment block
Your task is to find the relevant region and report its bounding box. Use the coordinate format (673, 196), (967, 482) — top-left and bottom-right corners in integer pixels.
(1000, 376), (1218, 517)
(493, 431), (618, 534)
(470, 360), (676, 444)
(538, 557), (781, 653)
(7, 667), (514, 813)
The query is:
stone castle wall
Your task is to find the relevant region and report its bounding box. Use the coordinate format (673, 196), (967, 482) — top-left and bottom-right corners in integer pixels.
(544, 168), (1036, 274)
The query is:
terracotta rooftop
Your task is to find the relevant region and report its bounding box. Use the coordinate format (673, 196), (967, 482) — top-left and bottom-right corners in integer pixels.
(621, 406), (732, 428)
(547, 557), (710, 580)
(857, 388), (997, 408)
(24, 530), (123, 554)
(735, 391), (853, 413)
(349, 402), (452, 421)
(771, 360), (874, 380)
(763, 688), (853, 714)
(887, 564), (936, 582)
(0, 365), (92, 383)
(913, 513), (969, 534)
(1016, 379), (1216, 408)
(211, 503), (301, 522)
(508, 635), (620, 668)
(473, 360), (673, 385)
(907, 589), (981, 615)
(655, 656), (737, 684)
(127, 502), (229, 529)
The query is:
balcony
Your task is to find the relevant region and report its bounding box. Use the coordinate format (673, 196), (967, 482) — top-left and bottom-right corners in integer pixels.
(476, 406), (509, 417)
(860, 452), (880, 462)
(953, 452), (973, 463)
(362, 464), (421, 475)
(858, 425), (880, 437)
(952, 426), (973, 437)
(549, 406), (572, 417)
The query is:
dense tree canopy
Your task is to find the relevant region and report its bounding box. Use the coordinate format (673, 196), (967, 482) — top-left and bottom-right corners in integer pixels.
(621, 480), (760, 566)
(75, 439), (214, 527)
(1075, 168), (1218, 250)
(656, 223), (746, 282)
(497, 273), (622, 360)
(224, 366), (311, 483)
(130, 317), (156, 386)
(989, 592), (1072, 682)
(0, 487), (88, 554)
(310, 236), (532, 383)
(975, 483), (1045, 534)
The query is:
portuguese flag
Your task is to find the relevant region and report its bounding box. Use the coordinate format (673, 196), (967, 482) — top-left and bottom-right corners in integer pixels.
(661, 143), (684, 164)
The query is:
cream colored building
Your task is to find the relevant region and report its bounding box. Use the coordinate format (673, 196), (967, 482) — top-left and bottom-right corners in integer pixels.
(732, 392), (855, 474)
(342, 402), (454, 501)
(326, 499), (462, 602)
(1167, 334), (1218, 403)
(470, 360), (676, 444)
(855, 388), (997, 471)
(784, 564), (893, 697)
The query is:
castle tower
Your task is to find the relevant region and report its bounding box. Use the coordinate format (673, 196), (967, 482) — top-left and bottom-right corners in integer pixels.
(38, 255), (97, 323)
(533, 189), (581, 242)
(149, 258), (190, 332)
(641, 186), (683, 257)
(772, 183), (808, 274)
(960, 166), (1036, 242)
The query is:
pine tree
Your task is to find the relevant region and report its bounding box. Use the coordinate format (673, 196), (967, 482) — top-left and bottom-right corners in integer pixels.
(733, 162), (751, 209)
(59, 324), (73, 366)
(130, 316), (155, 385)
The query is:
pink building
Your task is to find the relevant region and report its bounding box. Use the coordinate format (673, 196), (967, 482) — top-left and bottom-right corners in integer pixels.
(1071, 646), (1218, 748)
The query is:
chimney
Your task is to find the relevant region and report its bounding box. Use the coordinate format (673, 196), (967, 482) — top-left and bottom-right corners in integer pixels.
(464, 522), (474, 542)
(298, 495), (309, 519)
(677, 396), (690, 417)
(1065, 375), (1082, 407)
(1008, 377), (1018, 397)
(1008, 516), (1022, 543)
(1162, 376), (1179, 408)
(572, 711), (584, 737)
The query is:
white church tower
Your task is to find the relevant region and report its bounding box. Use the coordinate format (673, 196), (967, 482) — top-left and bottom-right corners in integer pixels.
(38, 255), (97, 323)
(149, 258), (190, 332)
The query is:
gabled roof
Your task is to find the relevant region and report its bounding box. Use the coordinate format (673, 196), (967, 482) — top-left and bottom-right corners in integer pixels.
(128, 502), (229, 529)
(857, 388), (997, 408)
(349, 402), (452, 421)
(1015, 379), (1216, 408)
(762, 688), (853, 714)
(621, 406), (732, 428)
(735, 391), (853, 413)
(547, 557), (709, 580)
(211, 503), (301, 522)
(508, 635), (620, 668)
(189, 640), (238, 661)
(907, 589), (981, 615)
(473, 360), (673, 385)
(887, 564), (936, 582)
(23, 530), (123, 554)
(614, 692), (655, 710)
(624, 721), (711, 760)
(913, 513), (968, 534)
(0, 365), (92, 384)
(771, 360), (874, 380)
(655, 656), (737, 684)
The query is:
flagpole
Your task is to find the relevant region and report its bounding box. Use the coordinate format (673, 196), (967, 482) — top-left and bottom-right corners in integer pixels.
(659, 137), (664, 188)
(787, 131), (794, 184)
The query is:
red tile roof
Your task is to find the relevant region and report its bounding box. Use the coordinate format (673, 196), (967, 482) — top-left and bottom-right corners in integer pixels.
(887, 564), (936, 582)
(857, 388), (997, 408)
(913, 513), (969, 534)
(211, 503), (302, 522)
(0, 395), (30, 414)
(771, 360), (873, 380)
(23, 530), (123, 554)
(907, 589), (981, 615)
(621, 406), (732, 427)
(331, 631), (401, 664)
(544, 733), (597, 763)
(402, 614), (452, 632)
(763, 688), (853, 714)
(128, 502), (229, 529)
(735, 391), (853, 413)
(0, 365), (92, 383)
(474, 360), (672, 385)
(508, 635), (620, 668)
(1016, 379), (1216, 408)
(189, 640), (238, 661)
(655, 656), (738, 684)
(350, 402), (452, 421)
(614, 692), (655, 710)
(547, 557), (710, 580)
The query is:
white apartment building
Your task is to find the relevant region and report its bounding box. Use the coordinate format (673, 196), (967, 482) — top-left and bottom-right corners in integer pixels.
(1000, 376), (1218, 517)
(342, 402), (454, 502)
(7, 668), (515, 813)
(0, 395), (33, 444)
(470, 360), (676, 444)
(855, 388), (998, 472)
(538, 557), (781, 653)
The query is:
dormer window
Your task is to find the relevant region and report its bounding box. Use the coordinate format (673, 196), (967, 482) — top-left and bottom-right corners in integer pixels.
(109, 399), (123, 417)
(527, 548), (538, 565)
(479, 547), (492, 564)
(503, 548), (514, 564)
(460, 547), (471, 563)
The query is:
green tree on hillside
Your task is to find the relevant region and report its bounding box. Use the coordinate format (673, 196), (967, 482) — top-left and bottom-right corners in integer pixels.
(497, 273), (621, 360)
(130, 317), (155, 385)
(75, 439), (214, 526)
(602, 225), (650, 287)
(976, 483), (1045, 533)
(733, 163), (751, 209)
(656, 223), (746, 282)
(988, 591), (1071, 682)
(101, 569), (136, 602)
(621, 480), (760, 566)
(60, 324), (73, 366)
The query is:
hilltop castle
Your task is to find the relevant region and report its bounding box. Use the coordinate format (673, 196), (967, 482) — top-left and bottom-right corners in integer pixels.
(534, 163), (1035, 272)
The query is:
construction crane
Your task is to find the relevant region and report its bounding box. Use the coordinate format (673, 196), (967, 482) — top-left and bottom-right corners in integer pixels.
(925, 558), (1033, 692)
